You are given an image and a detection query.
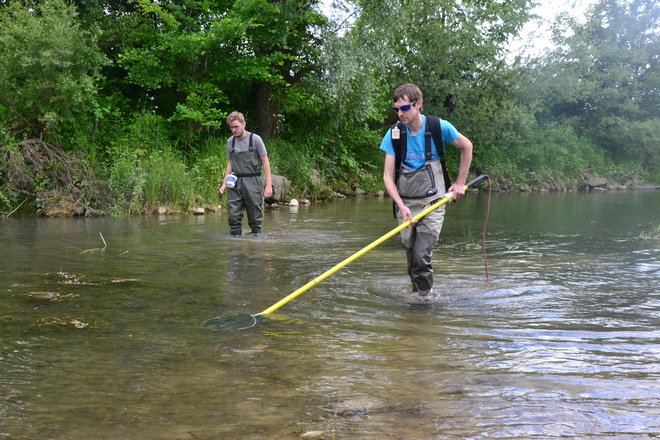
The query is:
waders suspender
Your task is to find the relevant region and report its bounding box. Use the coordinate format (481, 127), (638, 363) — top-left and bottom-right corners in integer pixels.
(231, 133), (253, 155)
(391, 115), (453, 217)
(231, 133), (261, 178)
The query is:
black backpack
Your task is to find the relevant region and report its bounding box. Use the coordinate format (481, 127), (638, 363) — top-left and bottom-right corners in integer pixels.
(392, 115), (452, 191)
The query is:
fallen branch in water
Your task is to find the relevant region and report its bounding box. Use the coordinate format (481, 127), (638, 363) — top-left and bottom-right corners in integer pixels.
(79, 232), (107, 255)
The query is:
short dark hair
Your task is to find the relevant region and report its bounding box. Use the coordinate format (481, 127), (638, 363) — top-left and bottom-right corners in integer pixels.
(393, 83), (422, 103)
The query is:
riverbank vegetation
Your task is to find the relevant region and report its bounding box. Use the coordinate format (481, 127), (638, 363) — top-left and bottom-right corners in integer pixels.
(1, 0), (657, 216)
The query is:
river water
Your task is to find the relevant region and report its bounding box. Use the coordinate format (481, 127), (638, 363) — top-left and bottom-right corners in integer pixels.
(1, 190), (659, 439)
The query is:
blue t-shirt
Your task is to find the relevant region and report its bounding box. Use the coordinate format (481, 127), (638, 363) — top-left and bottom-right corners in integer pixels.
(380, 115), (459, 171)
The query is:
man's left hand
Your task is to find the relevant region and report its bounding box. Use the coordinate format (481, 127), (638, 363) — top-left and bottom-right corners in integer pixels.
(448, 183), (466, 200)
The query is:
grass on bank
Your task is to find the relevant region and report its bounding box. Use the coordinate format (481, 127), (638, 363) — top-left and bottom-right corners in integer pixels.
(0, 112), (657, 217)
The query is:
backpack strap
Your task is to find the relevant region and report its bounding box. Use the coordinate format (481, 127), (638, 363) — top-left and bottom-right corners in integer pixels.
(426, 115), (452, 191)
(391, 122), (406, 218)
(424, 130), (433, 160)
(392, 121), (407, 185)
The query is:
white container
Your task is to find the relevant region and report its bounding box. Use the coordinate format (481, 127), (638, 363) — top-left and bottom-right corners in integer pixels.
(226, 173), (237, 189)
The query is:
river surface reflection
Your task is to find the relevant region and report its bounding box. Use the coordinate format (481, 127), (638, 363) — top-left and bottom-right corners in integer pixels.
(1, 191), (659, 439)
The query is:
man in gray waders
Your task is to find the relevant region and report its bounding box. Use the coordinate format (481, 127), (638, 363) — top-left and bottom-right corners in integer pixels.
(380, 83), (473, 303)
(219, 111), (273, 236)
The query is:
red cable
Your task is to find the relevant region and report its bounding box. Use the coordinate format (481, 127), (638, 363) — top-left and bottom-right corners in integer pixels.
(481, 178), (492, 280)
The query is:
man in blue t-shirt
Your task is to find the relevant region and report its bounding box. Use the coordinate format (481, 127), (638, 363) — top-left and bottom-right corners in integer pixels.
(381, 83), (473, 302)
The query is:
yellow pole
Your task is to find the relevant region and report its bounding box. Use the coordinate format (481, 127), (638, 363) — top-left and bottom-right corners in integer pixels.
(258, 194), (454, 316)
(256, 175), (488, 317)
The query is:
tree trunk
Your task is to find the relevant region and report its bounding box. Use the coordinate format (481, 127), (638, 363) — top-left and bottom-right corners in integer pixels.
(254, 83), (279, 139)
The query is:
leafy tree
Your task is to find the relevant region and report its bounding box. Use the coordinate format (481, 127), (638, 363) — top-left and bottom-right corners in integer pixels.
(314, 0), (535, 186)
(0, 0), (108, 142)
(533, 0), (659, 171)
(339, 0), (532, 115)
(233, 0), (327, 137)
(110, 0), (327, 142)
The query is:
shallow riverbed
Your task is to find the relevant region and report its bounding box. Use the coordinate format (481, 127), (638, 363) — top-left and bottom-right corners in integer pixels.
(1, 190), (658, 438)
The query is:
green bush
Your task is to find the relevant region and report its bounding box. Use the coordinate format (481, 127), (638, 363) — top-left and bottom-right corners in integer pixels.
(267, 137), (321, 199)
(144, 149), (194, 211)
(108, 148), (147, 215)
(0, 0), (107, 140)
(108, 146), (196, 215)
(603, 162), (647, 185)
(190, 138), (227, 204)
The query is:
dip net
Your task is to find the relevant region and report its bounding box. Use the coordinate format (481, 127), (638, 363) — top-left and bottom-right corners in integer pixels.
(202, 313), (258, 331)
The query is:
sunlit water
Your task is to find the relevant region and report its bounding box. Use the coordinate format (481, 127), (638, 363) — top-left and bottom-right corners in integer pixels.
(1, 191), (658, 439)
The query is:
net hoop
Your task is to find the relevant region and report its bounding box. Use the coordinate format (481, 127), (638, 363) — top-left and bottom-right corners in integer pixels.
(202, 313), (258, 332)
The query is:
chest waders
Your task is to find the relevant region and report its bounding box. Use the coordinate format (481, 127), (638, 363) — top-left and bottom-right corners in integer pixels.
(228, 134), (264, 236)
(393, 121), (449, 295)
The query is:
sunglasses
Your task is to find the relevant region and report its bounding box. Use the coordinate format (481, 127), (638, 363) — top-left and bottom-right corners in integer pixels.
(393, 101), (416, 113)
